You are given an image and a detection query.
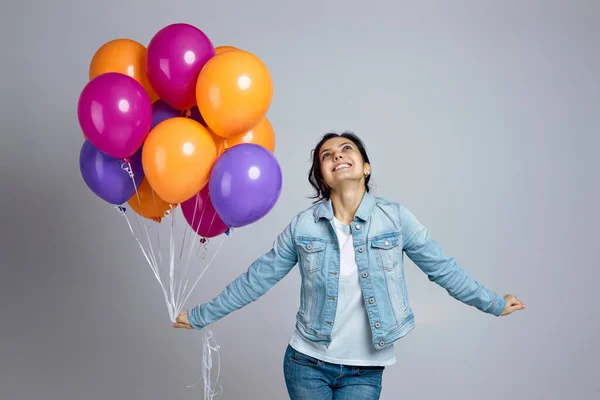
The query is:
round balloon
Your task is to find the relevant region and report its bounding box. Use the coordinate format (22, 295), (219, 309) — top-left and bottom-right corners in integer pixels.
(196, 50), (273, 139)
(209, 144), (282, 228)
(146, 23), (215, 110)
(214, 45), (238, 55)
(77, 72), (152, 158)
(80, 140), (144, 205)
(142, 117), (218, 204)
(224, 117), (275, 153)
(181, 185), (228, 238)
(89, 38), (159, 103)
(127, 178), (175, 222)
(151, 100), (181, 130)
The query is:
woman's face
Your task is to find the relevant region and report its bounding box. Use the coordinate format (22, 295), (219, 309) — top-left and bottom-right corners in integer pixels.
(318, 137), (370, 192)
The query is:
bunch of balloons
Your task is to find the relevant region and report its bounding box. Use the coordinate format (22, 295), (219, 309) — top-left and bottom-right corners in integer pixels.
(78, 23), (282, 237)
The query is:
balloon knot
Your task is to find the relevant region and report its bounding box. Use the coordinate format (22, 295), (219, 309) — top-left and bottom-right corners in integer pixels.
(152, 217), (162, 223)
(199, 237), (207, 244)
(116, 206), (127, 215)
(225, 227), (231, 236)
(123, 157), (130, 163)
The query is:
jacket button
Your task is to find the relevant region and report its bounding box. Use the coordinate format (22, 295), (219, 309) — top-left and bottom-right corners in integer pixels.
(379, 340), (385, 346)
(375, 322), (381, 328)
(355, 224), (361, 230)
(362, 272), (368, 278)
(358, 247), (364, 253)
(369, 298), (375, 304)
(306, 243), (313, 250)
(384, 240), (390, 246)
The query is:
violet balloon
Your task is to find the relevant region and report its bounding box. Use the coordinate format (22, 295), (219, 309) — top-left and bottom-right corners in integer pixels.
(77, 72), (152, 159)
(181, 185), (228, 238)
(151, 100), (181, 129)
(80, 140), (144, 205)
(146, 23), (215, 111)
(209, 144), (282, 228)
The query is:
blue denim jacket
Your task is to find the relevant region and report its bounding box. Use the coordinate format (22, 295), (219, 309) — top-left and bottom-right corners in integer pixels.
(189, 192), (506, 350)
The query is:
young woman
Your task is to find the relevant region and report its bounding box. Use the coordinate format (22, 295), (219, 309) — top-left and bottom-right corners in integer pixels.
(173, 132), (525, 399)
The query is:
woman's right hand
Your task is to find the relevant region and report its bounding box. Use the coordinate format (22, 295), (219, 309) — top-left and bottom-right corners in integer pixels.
(173, 310), (193, 329)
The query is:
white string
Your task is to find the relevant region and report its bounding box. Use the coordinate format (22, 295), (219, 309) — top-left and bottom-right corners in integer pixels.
(117, 208), (174, 320)
(186, 326), (223, 399)
(118, 159), (228, 398)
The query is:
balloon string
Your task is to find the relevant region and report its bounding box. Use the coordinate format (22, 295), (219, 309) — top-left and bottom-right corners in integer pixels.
(122, 161), (176, 321)
(175, 226), (229, 314)
(186, 326), (223, 399)
(118, 161), (227, 397)
(176, 234), (228, 313)
(174, 193), (207, 311)
(117, 207), (173, 318)
(177, 196), (206, 294)
(175, 203), (213, 313)
(122, 163), (159, 268)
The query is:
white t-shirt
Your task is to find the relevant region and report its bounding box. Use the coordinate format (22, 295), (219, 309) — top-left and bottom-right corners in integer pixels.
(289, 218), (397, 366)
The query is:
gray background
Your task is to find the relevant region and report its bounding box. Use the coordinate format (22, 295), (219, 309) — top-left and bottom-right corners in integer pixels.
(2, 1), (599, 399)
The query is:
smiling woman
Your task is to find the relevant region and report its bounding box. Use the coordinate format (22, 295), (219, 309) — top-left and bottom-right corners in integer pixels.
(308, 132), (372, 218)
(174, 131), (525, 400)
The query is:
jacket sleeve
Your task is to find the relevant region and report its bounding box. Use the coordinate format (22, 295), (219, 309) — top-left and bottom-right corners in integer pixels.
(188, 217), (299, 329)
(399, 205), (506, 316)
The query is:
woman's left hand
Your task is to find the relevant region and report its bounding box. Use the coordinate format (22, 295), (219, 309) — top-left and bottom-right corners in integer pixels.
(500, 294), (525, 316)
(172, 310), (193, 329)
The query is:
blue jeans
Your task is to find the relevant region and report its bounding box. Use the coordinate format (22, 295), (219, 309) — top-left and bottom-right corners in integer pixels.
(283, 345), (384, 399)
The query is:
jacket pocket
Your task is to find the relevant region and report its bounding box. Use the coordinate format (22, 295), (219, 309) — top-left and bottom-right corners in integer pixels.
(370, 234), (400, 271)
(297, 238), (326, 273)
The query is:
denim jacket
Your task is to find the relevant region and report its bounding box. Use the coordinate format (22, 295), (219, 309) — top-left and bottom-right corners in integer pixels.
(189, 192), (506, 350)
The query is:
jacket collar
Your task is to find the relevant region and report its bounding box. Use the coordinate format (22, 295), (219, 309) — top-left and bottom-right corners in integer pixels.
(313, 191), (376, 222)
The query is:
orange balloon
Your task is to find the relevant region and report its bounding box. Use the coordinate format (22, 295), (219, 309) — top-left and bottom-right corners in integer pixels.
(142, 117), (218, 204)
(196, 50), (273, 139)
(89, 38), (159, 103)
(214, 45), (239, 55)
(224, 117), (275, 153)
(127, 178), (176, 222)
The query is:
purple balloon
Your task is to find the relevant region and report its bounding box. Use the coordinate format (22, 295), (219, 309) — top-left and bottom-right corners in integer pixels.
(146, 23), (215, 111)
(151, 100), (181, 129)
(209, 144), (282, 228)
(80, 140), (144, 205)
(77, 72), (152, 159)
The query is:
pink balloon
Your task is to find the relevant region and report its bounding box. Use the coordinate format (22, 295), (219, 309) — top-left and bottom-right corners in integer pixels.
(77, 72), (152, 159)
(181, 185), (228, 238)
(146, 23), (215, 111)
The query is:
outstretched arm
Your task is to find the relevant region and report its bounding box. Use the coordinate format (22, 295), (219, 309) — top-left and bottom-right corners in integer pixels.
(175, 217), (299, 330)
(399, 205), (524, 317)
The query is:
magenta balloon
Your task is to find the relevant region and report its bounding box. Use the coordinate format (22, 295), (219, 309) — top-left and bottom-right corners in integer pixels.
(181, 185), (228, 238)
(146, 23), (215, 111)
(77, 72), (152, 159)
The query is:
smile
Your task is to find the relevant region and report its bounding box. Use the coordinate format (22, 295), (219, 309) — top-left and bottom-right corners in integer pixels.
(333, 163), (352, 171)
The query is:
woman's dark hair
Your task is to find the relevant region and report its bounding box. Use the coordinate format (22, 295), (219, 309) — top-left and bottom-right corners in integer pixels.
(308, 131), (371, 203)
